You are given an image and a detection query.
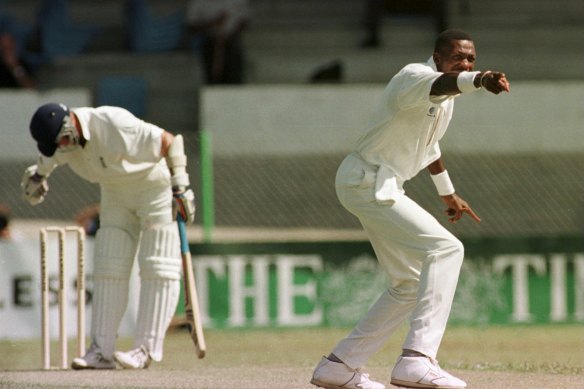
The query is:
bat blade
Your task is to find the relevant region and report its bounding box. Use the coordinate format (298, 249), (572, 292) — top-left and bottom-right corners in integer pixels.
(177, 215), (206, 359)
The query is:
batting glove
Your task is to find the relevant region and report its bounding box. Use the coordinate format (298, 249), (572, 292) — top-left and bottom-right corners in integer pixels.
(173, 188), (196, 224)
(21, 165), (49, 205)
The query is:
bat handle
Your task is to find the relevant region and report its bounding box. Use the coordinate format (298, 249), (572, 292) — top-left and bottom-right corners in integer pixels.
(177, 214), (189, 254)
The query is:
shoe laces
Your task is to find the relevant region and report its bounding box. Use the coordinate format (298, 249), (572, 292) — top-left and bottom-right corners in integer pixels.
(428, 357), (443, 369)
(426, 357), (450, 378)
(86, 343), (111, 363)
(129, 346), (150, 363)
(87, 342), (100, 353)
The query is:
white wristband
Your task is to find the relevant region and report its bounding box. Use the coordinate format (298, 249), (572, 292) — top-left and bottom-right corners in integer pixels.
(456, 71), (481, 93)
(431, 170), (455, 196)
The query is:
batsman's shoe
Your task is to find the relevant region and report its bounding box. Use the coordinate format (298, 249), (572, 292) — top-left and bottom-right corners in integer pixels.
(113, 345), (152, 369)
(310, 356), (386, 389)
(390, 356), (466, 389)
(71, 342), (116, 370)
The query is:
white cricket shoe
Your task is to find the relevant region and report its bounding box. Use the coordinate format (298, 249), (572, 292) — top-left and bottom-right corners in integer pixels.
(390, 356), (466, 389)
(311, 356), (386, 389)
(71, 342), (116, 370)
(113, 345), (152, 369)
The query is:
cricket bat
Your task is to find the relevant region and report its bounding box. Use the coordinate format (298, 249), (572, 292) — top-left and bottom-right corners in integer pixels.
(177, 214), (206, 358)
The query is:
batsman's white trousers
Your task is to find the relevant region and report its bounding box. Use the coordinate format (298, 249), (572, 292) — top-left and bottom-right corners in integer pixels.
(332, 153), (464, 368)
(92, 171), (181, 361)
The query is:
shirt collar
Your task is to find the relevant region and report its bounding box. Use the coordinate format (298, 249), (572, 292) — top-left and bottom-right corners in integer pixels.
(71, 107), (91, 141)
(427, 56), (438, 72)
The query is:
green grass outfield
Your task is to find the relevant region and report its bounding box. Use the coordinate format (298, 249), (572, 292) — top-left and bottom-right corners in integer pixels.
(1, 324), (583, 388)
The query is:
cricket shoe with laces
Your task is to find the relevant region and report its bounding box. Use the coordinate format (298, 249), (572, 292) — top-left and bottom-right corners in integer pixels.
(390, 356), (466, 389)
(113, 345), (152, 369)
(71, 342), (116, 370)
(310, 356), (386, 389)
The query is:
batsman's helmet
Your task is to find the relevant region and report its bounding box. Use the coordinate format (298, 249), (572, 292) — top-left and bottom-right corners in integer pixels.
(29, 103), (69, 157)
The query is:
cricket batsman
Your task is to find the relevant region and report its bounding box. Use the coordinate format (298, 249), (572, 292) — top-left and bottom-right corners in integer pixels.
(22, 103), (196, 369)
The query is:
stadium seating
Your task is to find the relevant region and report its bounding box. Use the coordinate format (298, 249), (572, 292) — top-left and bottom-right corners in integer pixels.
(36, 0), (99, 57)
(96, 75), (147, 117)
(124, 0), (185, 53)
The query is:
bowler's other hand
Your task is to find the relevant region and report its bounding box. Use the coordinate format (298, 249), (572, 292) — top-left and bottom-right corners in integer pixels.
(441, 194), (481, 223)
(173, 188), (196, 224)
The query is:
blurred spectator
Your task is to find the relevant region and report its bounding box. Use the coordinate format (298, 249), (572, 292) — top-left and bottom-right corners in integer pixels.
(186, 0), (250, 84)
(75, 204), (100, 237)
(309, 60), (344, 84)
(361, 0), (447, 48)
(0, 204), (11, 240)
(0, 204), (27, 241)
(0, 31), (37, 89)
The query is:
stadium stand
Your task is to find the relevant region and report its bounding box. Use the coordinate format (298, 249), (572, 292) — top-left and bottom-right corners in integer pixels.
(0, 0), (582, 239)
(124, 0), (185, 53)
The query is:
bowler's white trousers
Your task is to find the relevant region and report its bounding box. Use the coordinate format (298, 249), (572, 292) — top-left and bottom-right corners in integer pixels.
(332, 153), (464, 369)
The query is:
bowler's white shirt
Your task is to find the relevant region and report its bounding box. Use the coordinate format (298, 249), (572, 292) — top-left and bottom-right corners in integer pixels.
(355, 57), (456, 182)
(48, 106), (169, 185)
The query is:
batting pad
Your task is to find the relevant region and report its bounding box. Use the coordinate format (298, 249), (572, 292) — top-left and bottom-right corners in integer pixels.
(137, 224), (181, 280)
(91, 227), (138, 358)
(134, 278), (180, 361)
(93, 227), (137, 279)
(133, 225), (181, 360)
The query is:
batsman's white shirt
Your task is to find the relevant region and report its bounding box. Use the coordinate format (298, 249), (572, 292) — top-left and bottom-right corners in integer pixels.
(51, 106), (169, 186)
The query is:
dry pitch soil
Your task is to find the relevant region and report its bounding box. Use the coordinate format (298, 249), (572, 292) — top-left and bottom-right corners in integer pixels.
(1, 326), (583, 389)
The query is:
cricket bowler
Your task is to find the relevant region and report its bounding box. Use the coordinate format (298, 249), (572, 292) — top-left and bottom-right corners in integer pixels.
(311, 29), (510, 389)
